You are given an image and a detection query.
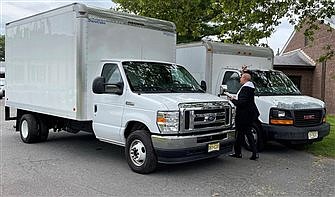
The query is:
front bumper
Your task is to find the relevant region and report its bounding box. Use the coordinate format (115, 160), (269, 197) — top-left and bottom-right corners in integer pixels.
(151, 130), (235, 164)
(263, 123), (330, 144)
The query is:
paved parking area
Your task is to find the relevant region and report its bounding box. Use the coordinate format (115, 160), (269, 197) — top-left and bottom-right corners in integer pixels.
(1, 100), (334, 196)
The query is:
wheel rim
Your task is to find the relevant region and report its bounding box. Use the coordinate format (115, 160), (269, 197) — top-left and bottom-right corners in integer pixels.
(21, 120), (29, 139)
(129, 139), (146, 167)
(245, 127), (258, 147)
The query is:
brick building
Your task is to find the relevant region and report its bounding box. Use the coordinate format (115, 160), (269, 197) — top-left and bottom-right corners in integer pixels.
(274, 17), (335, 115)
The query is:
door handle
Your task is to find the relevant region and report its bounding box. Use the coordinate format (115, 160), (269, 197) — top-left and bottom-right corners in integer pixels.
(94, 105), (97, 113)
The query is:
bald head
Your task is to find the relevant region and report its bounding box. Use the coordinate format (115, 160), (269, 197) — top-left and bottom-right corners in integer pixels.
(240, 73), (251, 84)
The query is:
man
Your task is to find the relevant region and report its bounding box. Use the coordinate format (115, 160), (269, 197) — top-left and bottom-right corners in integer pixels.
(228, 72), (260, 160)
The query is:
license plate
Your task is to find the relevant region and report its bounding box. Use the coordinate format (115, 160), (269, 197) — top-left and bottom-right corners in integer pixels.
(208, 142), (220, 152)
(308, 131), (318, 139)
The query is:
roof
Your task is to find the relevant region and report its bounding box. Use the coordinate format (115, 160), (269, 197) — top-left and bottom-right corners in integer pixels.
(6, 3), (176, 33)
(274, 49), (316, 69)
(281, 16), (334, 54)
(178, 41), (274, 59)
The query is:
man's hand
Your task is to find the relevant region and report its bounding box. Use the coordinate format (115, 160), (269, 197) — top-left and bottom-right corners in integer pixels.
(224, 92), (235, 100)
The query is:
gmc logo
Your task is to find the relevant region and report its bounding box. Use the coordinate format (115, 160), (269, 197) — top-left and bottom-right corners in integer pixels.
(304, 115), (315, 120)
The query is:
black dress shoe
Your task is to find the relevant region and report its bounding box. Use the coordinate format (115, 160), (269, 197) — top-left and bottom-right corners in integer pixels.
(249, 154), (259, 160)
(229, 153), (242, 158)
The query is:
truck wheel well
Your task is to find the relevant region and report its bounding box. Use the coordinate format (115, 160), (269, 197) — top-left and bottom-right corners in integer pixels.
(16, 109), (31, 131)
(255, 120), (266, 140)
(124, 122), (149, 139)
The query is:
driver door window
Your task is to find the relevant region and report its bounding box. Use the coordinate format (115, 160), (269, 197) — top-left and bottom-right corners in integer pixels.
(101, 64), (123, 93)
(222, 71), (241, 94)
(102, 64), (123, 84)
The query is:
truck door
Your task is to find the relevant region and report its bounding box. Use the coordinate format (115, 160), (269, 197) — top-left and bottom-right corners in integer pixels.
(93, 63), (126, 144)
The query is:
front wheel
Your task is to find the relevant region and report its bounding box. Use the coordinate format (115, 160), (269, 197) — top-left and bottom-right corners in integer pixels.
(125, 130), (157, 174)
(244, 123), (264, 152)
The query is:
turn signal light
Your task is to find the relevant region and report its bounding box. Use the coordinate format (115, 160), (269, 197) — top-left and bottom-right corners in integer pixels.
(157, 117), (166, 123)
(270, 119), (293, 125)
(323, 117), (326, 123)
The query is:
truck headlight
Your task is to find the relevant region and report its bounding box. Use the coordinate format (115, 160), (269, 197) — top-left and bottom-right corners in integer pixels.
(157, 111), (179, 133)
(270, 108), (293, 125)
(322, 108), (326, 123)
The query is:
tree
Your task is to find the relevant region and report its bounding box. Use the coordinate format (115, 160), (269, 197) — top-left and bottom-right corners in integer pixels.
(114, 0), (334, 45)
(0, 35), (4, 61)
(114, 0), (220, 43)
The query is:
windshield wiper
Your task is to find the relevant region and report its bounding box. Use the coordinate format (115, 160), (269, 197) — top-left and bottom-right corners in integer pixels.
(133, 86), (174, 93)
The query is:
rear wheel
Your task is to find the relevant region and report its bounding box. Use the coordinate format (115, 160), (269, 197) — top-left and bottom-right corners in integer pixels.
(38, 118), (49, 142)
(20, 114), (39, 143)
(125, 130), (157, 174)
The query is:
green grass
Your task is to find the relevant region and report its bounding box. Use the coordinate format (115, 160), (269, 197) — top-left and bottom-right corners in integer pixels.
(305, 115), (335, 158)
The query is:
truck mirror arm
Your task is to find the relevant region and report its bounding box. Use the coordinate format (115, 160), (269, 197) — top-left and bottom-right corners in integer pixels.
(104, 82), (124, 95)
(219, 85), (228, 95)
(200, 80), (207, 92)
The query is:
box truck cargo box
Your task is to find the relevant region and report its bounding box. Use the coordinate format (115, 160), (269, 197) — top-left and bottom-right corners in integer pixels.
(5, 3), (176, 120)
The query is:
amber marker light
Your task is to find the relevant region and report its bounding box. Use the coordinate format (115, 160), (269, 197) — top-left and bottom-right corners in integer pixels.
(270, 119), (293, 125)
(157, 117), (166, 123)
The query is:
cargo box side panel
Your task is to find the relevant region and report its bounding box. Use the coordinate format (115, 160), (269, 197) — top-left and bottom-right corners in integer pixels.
(176, 46), (207, 84)
(6, 11), (79, 119)
(84, 15), (176, 119)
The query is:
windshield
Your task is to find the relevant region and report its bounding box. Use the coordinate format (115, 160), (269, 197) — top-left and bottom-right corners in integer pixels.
(123, 61), (204, 93)
(251, 70), (301, 96)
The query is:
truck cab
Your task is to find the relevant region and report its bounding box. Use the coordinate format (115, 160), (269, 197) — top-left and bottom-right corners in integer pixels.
(91, 59), (235, 173)
(220, 68), (329, 150)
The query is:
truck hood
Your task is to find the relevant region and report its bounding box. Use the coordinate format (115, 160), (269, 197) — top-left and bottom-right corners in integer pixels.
(140, 93), (226, 110)
(256, 95), (325, 110)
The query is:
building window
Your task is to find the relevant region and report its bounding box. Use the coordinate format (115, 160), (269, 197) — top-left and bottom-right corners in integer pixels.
(288, 76), (301, 90)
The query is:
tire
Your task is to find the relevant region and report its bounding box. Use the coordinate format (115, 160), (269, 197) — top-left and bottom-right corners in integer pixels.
(244, 123), (264, 152)
(20, 114), (40, 143)
(125, 130), (157, 174)
(38, 118), (49, 142)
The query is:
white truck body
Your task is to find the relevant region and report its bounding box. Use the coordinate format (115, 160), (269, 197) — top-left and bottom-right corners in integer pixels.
(177, 41), (330, 149)
(6, 4), (175, 120)
(5, 4), (235, 173)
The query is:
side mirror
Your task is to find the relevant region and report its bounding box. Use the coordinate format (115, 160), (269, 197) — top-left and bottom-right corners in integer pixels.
(220, 85), (228, 95)
(200, 80), (207, 92)
(92, 77), (105, 94)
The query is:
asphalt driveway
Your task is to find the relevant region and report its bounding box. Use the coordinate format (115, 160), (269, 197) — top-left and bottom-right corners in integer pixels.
(1, 100), (334, 196)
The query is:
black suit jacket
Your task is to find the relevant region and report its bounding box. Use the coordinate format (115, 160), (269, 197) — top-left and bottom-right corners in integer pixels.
(232, 85), (260, 127)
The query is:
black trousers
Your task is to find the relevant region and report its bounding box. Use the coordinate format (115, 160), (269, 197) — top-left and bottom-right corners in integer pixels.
(234, 125), (257, 156)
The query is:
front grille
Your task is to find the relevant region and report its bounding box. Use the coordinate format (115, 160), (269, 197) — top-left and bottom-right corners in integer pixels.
(197, 133), (228, 143)
(179, 102), (231, 134)
(294, 109), (323, 127)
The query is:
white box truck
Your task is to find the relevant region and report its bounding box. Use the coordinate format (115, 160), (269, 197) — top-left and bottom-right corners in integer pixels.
(177, 41), (330, 151)
(5, 4), (235, 173)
